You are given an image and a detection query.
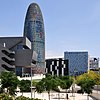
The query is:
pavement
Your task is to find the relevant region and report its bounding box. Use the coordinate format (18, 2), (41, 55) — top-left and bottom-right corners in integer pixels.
(16, 92), (94, 100)
(68, 93), (93, 100)
(90, 90), (100, 100)
(50, 93), (93, 100)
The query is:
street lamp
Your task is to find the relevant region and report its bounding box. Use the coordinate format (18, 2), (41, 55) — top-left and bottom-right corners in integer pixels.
(30, 64), (37, 99)
(31, 51), (37, 99)
(71, 68), (78, 100)
(31, 67), (33, 99)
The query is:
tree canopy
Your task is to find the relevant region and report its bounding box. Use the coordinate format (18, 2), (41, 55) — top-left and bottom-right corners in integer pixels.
(19, 80), (31, 92)
(0, 93), (13, 100)
(76, 70), (100, 85)
(0, 71), (19, 95)
(36, 74), (60, 100)
(36, 74), (73, 100)
(76, 71), (96, 95)
(36, 74), (60, 93)
(59, 76), (73, 90)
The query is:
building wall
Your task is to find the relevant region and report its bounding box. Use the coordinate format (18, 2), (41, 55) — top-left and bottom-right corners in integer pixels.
(0, 37), (38, 76)
(64, 51), (88, 76)
(0, 37), (23, 50)
(15, 49), (33, 66)
(89, 57), (99, 70)
(0, 44), (15, 73)
(45, 58), (69, 76)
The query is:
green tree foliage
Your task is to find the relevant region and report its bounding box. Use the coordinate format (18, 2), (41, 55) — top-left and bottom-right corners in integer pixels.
(76, 70), (100, 85)
(32, 80), (39, 99)
(15, 96), (41, 100)
(19, 80), (31, 92)
(32, 80), (38, 87)
(59, 76), (73, 90)
(0, 93), (13, 100)
(35, 78), (45, 93)
(95, 73), (100, 85)
(15, 96), (31, 100)
(76, 71), (96, 95)
(87, 70), (100, 85)
(36, 74), (73, 100)
(0, 71), (19, 96)
(36, 74), (60, 100)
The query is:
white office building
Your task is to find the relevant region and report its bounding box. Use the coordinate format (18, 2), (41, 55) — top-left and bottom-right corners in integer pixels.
(89, 57), (99, 70)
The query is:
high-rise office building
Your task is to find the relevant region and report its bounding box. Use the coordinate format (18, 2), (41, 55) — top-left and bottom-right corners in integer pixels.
(64, 51), (88, 76)
(24, 3), (45, 68)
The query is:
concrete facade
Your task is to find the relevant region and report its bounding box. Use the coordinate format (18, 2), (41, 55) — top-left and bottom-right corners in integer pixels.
(89, 57), (99, 70)
(0, 43), (15, 73)
(0, 37), (37, 76)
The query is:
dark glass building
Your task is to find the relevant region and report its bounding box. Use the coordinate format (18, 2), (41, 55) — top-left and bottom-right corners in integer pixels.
(45, 58), (69, 76)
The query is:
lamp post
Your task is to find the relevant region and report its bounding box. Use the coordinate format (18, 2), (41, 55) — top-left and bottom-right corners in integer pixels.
(30, 63), (37, 99)
(72, 69), (78, 100)
(31, 67), (33, 99)
(30, 51), (37, 99)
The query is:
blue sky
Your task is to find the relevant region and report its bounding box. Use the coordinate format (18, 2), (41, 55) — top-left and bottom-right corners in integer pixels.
(0, 0), (100, 58)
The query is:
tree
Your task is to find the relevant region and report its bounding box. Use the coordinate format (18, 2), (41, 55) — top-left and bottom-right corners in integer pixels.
(76, 72), (96, 100)
(0, 93), (13, 100)
(85, 70), (100, 85)
(32, 80), (38, 98)
(15, 95), (41, 100)
(59, 76), (73, 99)
(32, 80), (38, 87)
(36, 74), (60, 100)
(0, 71), (19, 96)
(15, 96), (32, 100)
(59, 76), (73, 89)
(19, 80), (31, 92)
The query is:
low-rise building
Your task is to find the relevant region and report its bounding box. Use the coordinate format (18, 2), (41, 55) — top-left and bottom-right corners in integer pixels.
(89, 57), (99, 70)
(45, 58), (69, 76)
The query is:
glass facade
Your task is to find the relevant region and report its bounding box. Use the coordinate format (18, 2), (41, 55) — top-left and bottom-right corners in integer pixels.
(24, 3), (45, 67)
(64, 51), (88, 76)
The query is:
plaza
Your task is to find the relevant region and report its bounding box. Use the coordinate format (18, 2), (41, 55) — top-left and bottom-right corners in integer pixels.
(16, 92), (94, 100)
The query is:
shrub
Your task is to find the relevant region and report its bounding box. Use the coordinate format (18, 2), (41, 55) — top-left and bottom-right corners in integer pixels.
(0, 93), (13, 100)
(77, 89), (84, 94)
(15, 96), (42, 100)
(15, 96), (30, 100)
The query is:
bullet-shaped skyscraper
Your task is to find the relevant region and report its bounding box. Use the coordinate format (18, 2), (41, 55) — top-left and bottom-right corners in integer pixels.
(24, 3), (45, 67)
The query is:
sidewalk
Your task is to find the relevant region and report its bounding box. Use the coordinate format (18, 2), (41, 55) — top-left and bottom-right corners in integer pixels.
(16, 92), (94, 100)
(50, 93), (93, 100)
(90, 93), (100, 100)
(68, 93), (93, 100)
